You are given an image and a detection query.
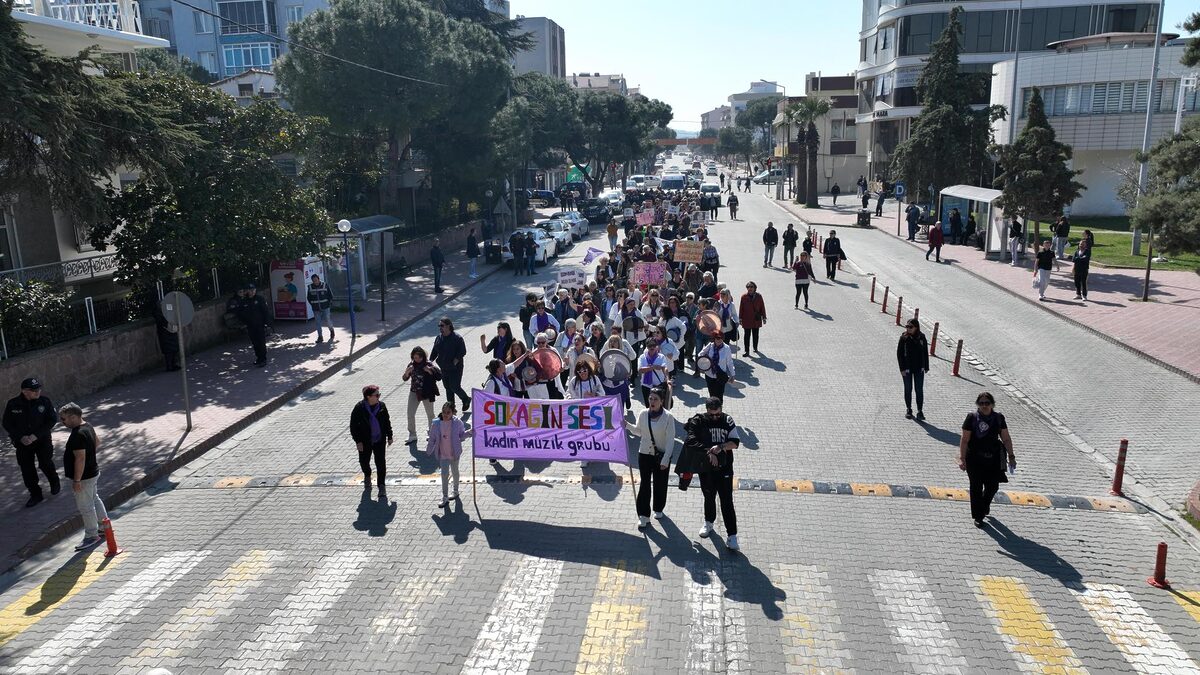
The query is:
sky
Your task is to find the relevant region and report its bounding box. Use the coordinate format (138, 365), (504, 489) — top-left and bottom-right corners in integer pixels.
(509, 1), (1196, 133)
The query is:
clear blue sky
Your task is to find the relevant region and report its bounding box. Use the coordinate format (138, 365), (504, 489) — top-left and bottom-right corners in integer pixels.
(510, 1), (1196, 133)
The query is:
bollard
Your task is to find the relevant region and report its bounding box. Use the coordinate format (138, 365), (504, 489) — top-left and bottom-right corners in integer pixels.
(101, 518), (124, 558)
(870, 277), (877, 303)
(930, 322), (940, 356)
(952, 339), (963, 376)
(1111, 439), (1129, 496)
(914, 307), (920, 323)
(1147, 542), (1171, 589)
(881, 286), (890, 313)
(895, 297), (903, 325)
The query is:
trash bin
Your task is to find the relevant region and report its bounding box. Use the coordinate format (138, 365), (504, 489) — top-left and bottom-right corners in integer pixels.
(485, 241), (502, 264)
(857, 210), (872, 228)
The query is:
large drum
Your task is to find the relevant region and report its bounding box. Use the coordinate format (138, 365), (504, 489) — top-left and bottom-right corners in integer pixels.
(695, 354), (714, 373)
(696, 310), (722, 337)
(600, 349), (632, 382)
(621, 315), (645, 334)
(529, 348), (563, 382)
(574, 352), (601, 377)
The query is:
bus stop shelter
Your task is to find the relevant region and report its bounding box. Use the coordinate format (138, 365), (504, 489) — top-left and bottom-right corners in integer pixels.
(324, 215), (405, 301)
(937, 185), (1008, 259)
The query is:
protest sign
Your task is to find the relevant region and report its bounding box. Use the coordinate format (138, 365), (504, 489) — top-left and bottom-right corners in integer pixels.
(623, 208), (634, 218)
(557, 267), (587, 288)
(673, 239), (704, 264)
(542, 281), (559, 302)
(636, 211), (654, 226)
(472, 390), (629, 463)
(630, 261), (672, 287)
(667, 205), (679, 215)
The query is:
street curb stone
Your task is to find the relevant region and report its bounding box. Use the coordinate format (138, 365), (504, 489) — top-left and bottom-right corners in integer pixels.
(1189, 481), (1200, 524)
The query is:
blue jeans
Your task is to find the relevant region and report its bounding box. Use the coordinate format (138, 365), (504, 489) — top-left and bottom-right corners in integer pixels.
(468, 257), (477, 276)
(526, 254), (536, 274)
(764, 245), (776, 266)
(902, 370), (925, 412)
(433, 264), (443, 289)
(314, 307), (334, 339)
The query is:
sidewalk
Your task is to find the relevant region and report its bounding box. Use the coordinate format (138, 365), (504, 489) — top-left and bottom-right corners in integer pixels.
(0, 252), (501, 573)
(772, 194), (1200, 381)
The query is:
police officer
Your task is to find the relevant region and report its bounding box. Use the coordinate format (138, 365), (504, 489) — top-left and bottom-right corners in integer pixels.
(235, 283), (272, 366)
(3, 377), (60, 507)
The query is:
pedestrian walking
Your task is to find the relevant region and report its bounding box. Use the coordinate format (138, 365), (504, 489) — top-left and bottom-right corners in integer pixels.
(897, 318), (929, 420)
(57, 403), (108, 551)
(1033, 239), (1054, 301)
(678, 397), (742, 551)
(430, 239), (446, 293)
(427, 402), (469, 508)
(233, 283), (272, 367)
(716, 288), (739, 350)
(510, 231), (525, 276)
(607, 219), (619, 251)
(307, 274), (335, 344)
(957, 392), (1016, 527)
(697, 332), (735, 403)
(402, 346), (441, 444)
(1008, 218), (1024, 265)
(565, 356), (604, 400)
(762, 222), (778, 267)
(904, 203), (921, 241)
(633, 388), (680, 529)
(738, 282), (766, 355)
(636, 339), (671, 406)
(822, 230), (843, 280)
(480, 322), (514, 361)
(830, 183), (841, 205)
(926, 222), (944, 262)
(431, 317), (470, 411)
(874, 186), (886, 217)
(782, 224), (799, 267)
(1053, 216), (1071, 259)
(1071, 238), (1091, 301)
(518, 293), (538, 347)
(3, 377), (60, 508)
(350, 384), (393, 490)
(483, 359), (513, 397)
(719, 173), (725, 188)
(466, 228), (480, 279)
(727, 193), (739, 220)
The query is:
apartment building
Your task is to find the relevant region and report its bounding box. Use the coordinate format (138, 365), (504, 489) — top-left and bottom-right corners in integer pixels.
(513, 16), (565, 78)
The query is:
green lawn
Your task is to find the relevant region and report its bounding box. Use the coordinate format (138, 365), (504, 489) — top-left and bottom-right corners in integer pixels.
(1071, 215), (1133, 232)
(1081, 231), (1200, 272)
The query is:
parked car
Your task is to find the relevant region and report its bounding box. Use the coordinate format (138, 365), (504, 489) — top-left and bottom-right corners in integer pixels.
(502, 228), (557, 265)
(643, 175), (662, 189)
(578, 198), (612, 225)
(700, 182), (721, 196)
(752, 169), (785, 184)
(628, 175), (647, 188)
(548, 211), (589, 239)
(536, 219), (574, 251)
(706, 166), (718, 176)
(598, 189), (624, 211)
(528, 190), (558, 208)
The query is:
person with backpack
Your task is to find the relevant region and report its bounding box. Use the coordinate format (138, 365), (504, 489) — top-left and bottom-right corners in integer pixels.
(781, 224), (799, 267)
(675, 397), (742, 551)
(350, 384), (394, 491)
(958, 391), (1016, 527)
(632, 388), (681, 529)
(897, 318), (929, 420)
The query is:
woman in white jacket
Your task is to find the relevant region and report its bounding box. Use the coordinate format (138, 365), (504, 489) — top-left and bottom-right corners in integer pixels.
(632, 389), (681, 529)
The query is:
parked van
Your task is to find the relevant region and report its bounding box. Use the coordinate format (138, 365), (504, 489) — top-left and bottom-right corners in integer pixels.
(660, 173), (687, 191)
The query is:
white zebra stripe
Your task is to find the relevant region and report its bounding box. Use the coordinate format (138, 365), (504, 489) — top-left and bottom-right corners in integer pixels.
(869, 569), (969, 674)
(684, 560), (748, 674)
(461, 555), (565, 675)
(1072, 583), (1200, 674)
(773, 563), (855, 673)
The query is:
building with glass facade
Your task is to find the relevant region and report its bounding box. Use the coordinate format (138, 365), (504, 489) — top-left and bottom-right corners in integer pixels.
(856, 0), (1161, 177)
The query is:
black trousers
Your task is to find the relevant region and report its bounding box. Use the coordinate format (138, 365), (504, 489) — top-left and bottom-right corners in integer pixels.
(1074, 271), (1088, 297)
(358, 440), (386, 485)
(926, 244), (942, 261)
(16, 440), (59, 498)
(512, 256), (524, 275)
(705, 373), (728, 403)
(247, 328), (267, 362)
(794, 283), (810, 307)
(700, 470), (737, 535)
(902, 370), (924, 412)
(968, 472), (1000, 521)
(782, 246), (796, 267)
(825, 256), (838, 279)
(442, 368), (470, 408)
(636, 452), (669, 517)
(743, 327), (759, 353)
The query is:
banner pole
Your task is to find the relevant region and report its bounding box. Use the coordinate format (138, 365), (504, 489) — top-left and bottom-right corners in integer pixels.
(472, 445), (478, 506)
(627, 464), (638, 516)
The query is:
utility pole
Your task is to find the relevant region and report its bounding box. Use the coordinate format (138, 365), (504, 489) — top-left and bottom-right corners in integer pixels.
(1138, 3), (1165, 301)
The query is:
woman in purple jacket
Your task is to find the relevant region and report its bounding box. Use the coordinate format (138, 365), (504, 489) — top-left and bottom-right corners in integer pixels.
(426, 402), (470, 507)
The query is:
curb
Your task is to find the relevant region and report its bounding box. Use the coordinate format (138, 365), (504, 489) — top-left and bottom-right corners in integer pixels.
(9, 262), (505, 572)
(765, 197), (875, 229)
(872, 229), (1200, 386)
(1190, 481), (1200, 524)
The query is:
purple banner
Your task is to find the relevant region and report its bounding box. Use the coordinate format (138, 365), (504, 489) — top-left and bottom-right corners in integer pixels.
(471, 389), (629, 464)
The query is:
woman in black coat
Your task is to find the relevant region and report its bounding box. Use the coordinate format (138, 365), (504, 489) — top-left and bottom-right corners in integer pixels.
(350, 384), (394, 489)
(821, 230), (843, 280)
(896, 318), (929, 420)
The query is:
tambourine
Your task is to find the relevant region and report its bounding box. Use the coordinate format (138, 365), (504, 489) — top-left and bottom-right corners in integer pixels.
(574, 352), (601, 376)
(696, 310), (722, 337)
(519, 362), (539, 384)
(529, 348), (563, 382)
(696, 355), (714, 372)
(600, 349), (632, 381)
(667, 325), (683, 343)
(542, 327), (558, 345)
(621, 315), (645, 332)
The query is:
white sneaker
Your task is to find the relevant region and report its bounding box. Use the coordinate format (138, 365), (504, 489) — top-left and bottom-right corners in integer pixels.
(580, 461), (589, 467)
(638, 516), (649, 529)
(653, 511), (664, 520)
(727, 534), (740, 551)
(698, 522), (714, 538)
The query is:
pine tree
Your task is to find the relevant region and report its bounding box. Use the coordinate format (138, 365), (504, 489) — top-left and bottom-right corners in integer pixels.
(992, 88), (1084, 223)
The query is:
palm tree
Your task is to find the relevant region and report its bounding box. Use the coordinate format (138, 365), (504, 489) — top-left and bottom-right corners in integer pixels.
(784, 98), (832, 207)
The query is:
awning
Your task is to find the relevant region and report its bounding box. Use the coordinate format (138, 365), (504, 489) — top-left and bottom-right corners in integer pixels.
(939, 185), (1001, 203)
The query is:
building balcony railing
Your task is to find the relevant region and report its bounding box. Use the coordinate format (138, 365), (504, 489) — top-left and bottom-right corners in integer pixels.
(13, 0), (146, 34)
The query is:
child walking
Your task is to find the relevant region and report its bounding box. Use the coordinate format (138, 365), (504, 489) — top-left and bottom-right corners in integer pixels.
(426, 402), (469, 508)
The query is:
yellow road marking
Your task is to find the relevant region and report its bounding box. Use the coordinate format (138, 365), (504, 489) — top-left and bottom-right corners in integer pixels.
(1003, 491), (1053, 508)
(928, 486), (969, 501)
(213, 476), (253, 488)
(776, 480), (815, 493)
(850, 483), (892, 497)
(1173, 590), (1200, 625)
(575, 561), (647, 674)
(277, 474), (319, 487)
(0, 552), (123, 647)
(976, 576), (1085, 673)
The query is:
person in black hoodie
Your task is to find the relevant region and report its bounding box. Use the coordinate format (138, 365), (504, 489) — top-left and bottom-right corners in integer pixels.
(349, 384), (393, 490)
(761, 222), (779, 268)
(781, 224), (799, 267)
(822, 230), (843, 280)
(897, 318), (929, 420)
(676, 397), (743, 551)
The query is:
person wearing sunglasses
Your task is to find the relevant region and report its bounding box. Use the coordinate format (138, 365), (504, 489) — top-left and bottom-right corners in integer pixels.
(958, 392), (1016, 527)
(350, 385), (394, 491)
(897, 318), (929, 420)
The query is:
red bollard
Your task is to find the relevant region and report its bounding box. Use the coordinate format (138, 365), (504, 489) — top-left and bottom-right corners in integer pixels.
(1148, 541), (1171, 589)
(881, 286), (890, 313)
(870, 277), (877, 303)
(895, 297), (903, 325)
(1111, 439), (1129, 496)
(930, 322), (940, 356)
(952, 339), (963, 376)
(101, 518), (124, 558)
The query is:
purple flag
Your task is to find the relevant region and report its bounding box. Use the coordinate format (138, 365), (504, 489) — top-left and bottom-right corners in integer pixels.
(582, 247), (605, 265)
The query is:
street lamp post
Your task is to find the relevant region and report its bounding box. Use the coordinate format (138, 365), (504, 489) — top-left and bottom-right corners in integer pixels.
(336, 218), (357, 338)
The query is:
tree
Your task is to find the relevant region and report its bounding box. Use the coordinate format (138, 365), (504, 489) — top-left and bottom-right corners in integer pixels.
(697, 127), (718, 156)
(889, 6), (1006, 203)
(716, 127), (753, 168)
(0, 3), (198, 226)
(735, 95), (783, 155)
(1182, 12), (1200, 68)
(992, 88), (1084, 226)
(491, 73), (575, 194)
(132, 48), (216, 84)
(90, 75), (329, 293)
(420, 0), (533, 57)
(564, 92), (673, 194)
(1130, 115), (1200, 256)
(783, 98), (832, 206)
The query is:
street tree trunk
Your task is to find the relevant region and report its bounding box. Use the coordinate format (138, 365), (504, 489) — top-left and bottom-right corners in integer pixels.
(795, 149), (808, 205)
(806, 122), (820, 209)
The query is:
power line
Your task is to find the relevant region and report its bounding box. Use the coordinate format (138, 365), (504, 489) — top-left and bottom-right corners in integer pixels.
(170, 0), (447, 87)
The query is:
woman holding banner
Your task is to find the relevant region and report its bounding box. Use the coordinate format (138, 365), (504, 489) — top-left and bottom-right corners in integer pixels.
(633, 388), (681, 529)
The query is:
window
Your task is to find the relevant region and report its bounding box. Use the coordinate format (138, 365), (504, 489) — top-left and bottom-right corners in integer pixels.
(218, 0), (276, 34)
(222, 42), (278, 75)
(238, 83), (254, 96)
(198, 51), (218, 74)
(193, 9), (213, 33)
(1023, 78), (1194, 118)
(830, 119), (857, 141)
(286, 4), (302, 24)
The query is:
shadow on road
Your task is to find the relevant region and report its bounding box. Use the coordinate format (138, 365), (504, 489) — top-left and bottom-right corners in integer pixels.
(353, 486), (397, 537)
(984, 518), (1083, 590)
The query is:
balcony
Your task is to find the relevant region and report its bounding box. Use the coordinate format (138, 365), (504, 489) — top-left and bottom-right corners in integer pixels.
(12, 0), (167, 54)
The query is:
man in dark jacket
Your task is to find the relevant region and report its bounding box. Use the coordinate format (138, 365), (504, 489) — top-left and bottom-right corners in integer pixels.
(781, 224), (799, 267)
(524, 233), (538, 276)
(3, 377), (60, 507)
(762, 222), (779, 268)
(466, 228), (480, 279)
(518, 292), (538, 346)
(510, 231), (525, 276)
(430, 239), (446, 293)
(307, 273), (334, 343)
(430, 317), (470, 411)
(1053, 216), (1071, 260)
(905, 203), (922, 241)
(234, 284), (272, 366)
(678, 397), (743, 551)
(896, 319), (929, 420)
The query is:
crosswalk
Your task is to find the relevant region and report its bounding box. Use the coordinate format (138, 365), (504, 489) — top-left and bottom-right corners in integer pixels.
(1, 549), (1198, 673)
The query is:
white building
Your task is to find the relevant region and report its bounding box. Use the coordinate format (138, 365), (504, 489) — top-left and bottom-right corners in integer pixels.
(856, 0), (1162, 178)
(513, 16), (564, 79)
(727, 80), (782, 120)
(701, 105), (732, 131)
(570, 72), (627, 96)
(992, 33), (1198, 216)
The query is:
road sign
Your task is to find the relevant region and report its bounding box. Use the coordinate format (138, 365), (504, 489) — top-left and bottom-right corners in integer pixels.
(161, 291), (195, 329)
(893, 181), (906, 199)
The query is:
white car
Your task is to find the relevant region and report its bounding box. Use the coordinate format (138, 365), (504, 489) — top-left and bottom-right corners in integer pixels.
(548, 211), (589, 239)
(643, 175), (662, 189)
(706, 166), (718, 176)
(599, 189), (624, 210)
(628, 175), (646, 188)
(700, 182), (721, 195)
(502, 228), (557, 266)
(536, 219), (574, 251)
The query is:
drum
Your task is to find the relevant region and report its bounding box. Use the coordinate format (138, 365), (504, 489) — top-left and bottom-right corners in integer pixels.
(600, 349), (632, 382)
(621, 315), (645, 333)
(543, 327), (558, 345)
(519, 362), (539, 384)
(696, 355), (713, 373)
(696, 310), (722, 337)
(574, 352), (601, 376)
(529, 348), (563, 382)
(666, 325), (683, 343)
